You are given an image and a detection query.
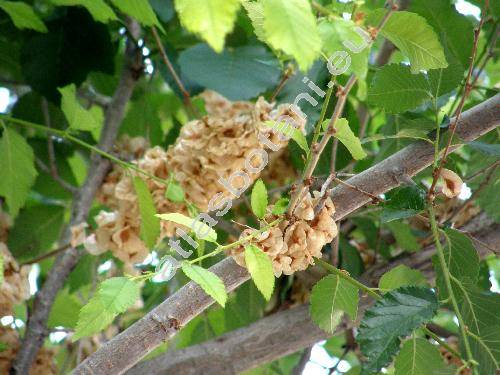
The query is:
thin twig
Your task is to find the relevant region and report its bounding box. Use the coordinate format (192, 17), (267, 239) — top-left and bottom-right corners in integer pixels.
(35, 158), (78, 194)
(333, 177), (382, 203)
(20, 244), (72, 266)
(428, 1), (489, 199)
(151, 26), (197, 117)
(270, 65), (294, 102)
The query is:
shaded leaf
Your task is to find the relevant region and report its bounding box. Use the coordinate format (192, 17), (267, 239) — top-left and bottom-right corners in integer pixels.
(379, 265), (427, 291)
(357, 286), (438, 372)
(310, 274), (359, 333)
(387, 221), (420, 252)
(50, 0), (117, 23)
(0, 128), (37, 218)
(0, 0), (47, 32)
(48, 289), (83, 329)
(394, 337), (446, 375)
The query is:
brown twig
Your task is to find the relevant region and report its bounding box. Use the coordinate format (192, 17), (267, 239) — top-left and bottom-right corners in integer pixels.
(35, 158), (78, 194)
(150, 26), (197, 117)
(287, 3), (396, 215)
(333, 176), (382, 203)
(20, 244), (72, 266)
(270, 65), (294, 102)
(428, 0), (490, 199)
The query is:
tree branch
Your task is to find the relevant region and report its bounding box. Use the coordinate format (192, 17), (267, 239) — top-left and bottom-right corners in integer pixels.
(73, 94), (500, 374)
(127, 216), (499, 375)
(10, 20), (143, 375)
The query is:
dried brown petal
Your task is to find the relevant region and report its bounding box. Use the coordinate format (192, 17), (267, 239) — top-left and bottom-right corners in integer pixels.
(440, 168), (463, 198)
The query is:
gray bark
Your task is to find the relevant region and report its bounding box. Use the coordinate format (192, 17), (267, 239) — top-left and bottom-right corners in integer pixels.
(128, 218), (499, 375)
(73, 94), (500, 375)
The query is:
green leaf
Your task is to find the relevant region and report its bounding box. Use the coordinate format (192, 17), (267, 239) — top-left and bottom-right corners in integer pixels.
(367, 64), (431, 113)
(98, 277), (141, 314)
(357, 286), (439, 372)
(73, 297), (116, 340)
(156, 213), (217, 242)
(251, 179), (267, 219)
(394, 337), (446, 375)
(461, 291), (500, 374)
(0, 128), (38, 218)
(427, 56), (464, 98)
(386, 221), (420, 252)
(165, 179), (185, 203)
(0, 0), (47, 32)
(381, 185), (426, 223)
(368, 10), (447, 73)
(410, 0), (474, 68)
(379, 265), (427, 291)
(7, 204), (65, 261)
(434, 228), (479, 302)
(326, 118), (366, 160)
(179, 44), (281, 101)
(59, 84), (101, 131)
(263, 0), (321, 71)
(174, 0), (240, 52)
(244, 244), (274, 301)
(310, 274), (359, 333)
(133, 176), (160, 248)
(272, 197), (289, 215)
(241, 0), (265, 42)
(181, 262), (227, 307)
(318, 18), (369, 80)
(50, 0), (117, 23)
(263, 120), (308, 153)
(110, 0), (161, 28)
(48, 289), (83, 329)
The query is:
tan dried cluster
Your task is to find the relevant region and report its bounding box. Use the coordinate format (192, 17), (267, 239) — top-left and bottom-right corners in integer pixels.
(230, 191), (337, 277)
(91, 91), (304, 265)
(0, 209), (11, 243)
(0, 243), (30, 317)
(0, 326), (57, 374)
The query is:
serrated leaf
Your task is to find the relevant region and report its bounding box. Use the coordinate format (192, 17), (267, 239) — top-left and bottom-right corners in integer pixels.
(0, 128), (38, 218)
(434, 228), (479, 302)
(174, 0), (240, 52)
(156, 212), (217, 242)
(133, 176), (160, 248)
(358, 286), (438, 372)
(263, 120), (308, 153)
(272, 197), (289, 215)
(50, 0), (117, 23)
(310, 274), (359, 333)
(110, 0), (161, 28)
(182, 262), (227, 307)
(0, 0), (47, 32)
(179, 44), (281, 101)
(368, 10), (447, 73)
(368, 64), (431, 113)
(59, 84), (101, 131)
(381, 185), (426, 223)
(251, 179), (267, 219)
(98, 277), (140, 314)
(242, 0), (265, 42)
(379, 265), (427, 291)
(461, 291), (500, 374)
(394, 337), (446, 375)
(410, 0), (474, 68)
(263, 0), (321, 71)
(323, 118), (366, 160)
(427, 56), (464, 98)
(244, 244), (274, 301)
(7, 204), (64, 261)
(165, 179), (185, 203)
(73, 297), (116, 340)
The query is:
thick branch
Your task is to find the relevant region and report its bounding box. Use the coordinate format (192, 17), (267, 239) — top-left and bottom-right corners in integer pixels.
(74, 94), (500, 374)
(128, 217), (499, 375)
(10, 20), (142, 375)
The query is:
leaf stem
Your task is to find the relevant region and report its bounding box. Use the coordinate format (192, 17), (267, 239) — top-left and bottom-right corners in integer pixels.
(421, 326), (463, 361)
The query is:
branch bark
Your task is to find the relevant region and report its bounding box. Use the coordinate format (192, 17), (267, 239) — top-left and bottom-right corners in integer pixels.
(127, 216), (499, 375)
(10, 20), (142, 375)
(74, 94), (500, 374)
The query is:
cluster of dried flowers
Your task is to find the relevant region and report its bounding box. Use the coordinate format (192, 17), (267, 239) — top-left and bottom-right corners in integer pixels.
(231, 191), (338, 276)
(0, 209), (30, 318)
(88, 91), (304, 266)
(0, 326), (57, 374)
